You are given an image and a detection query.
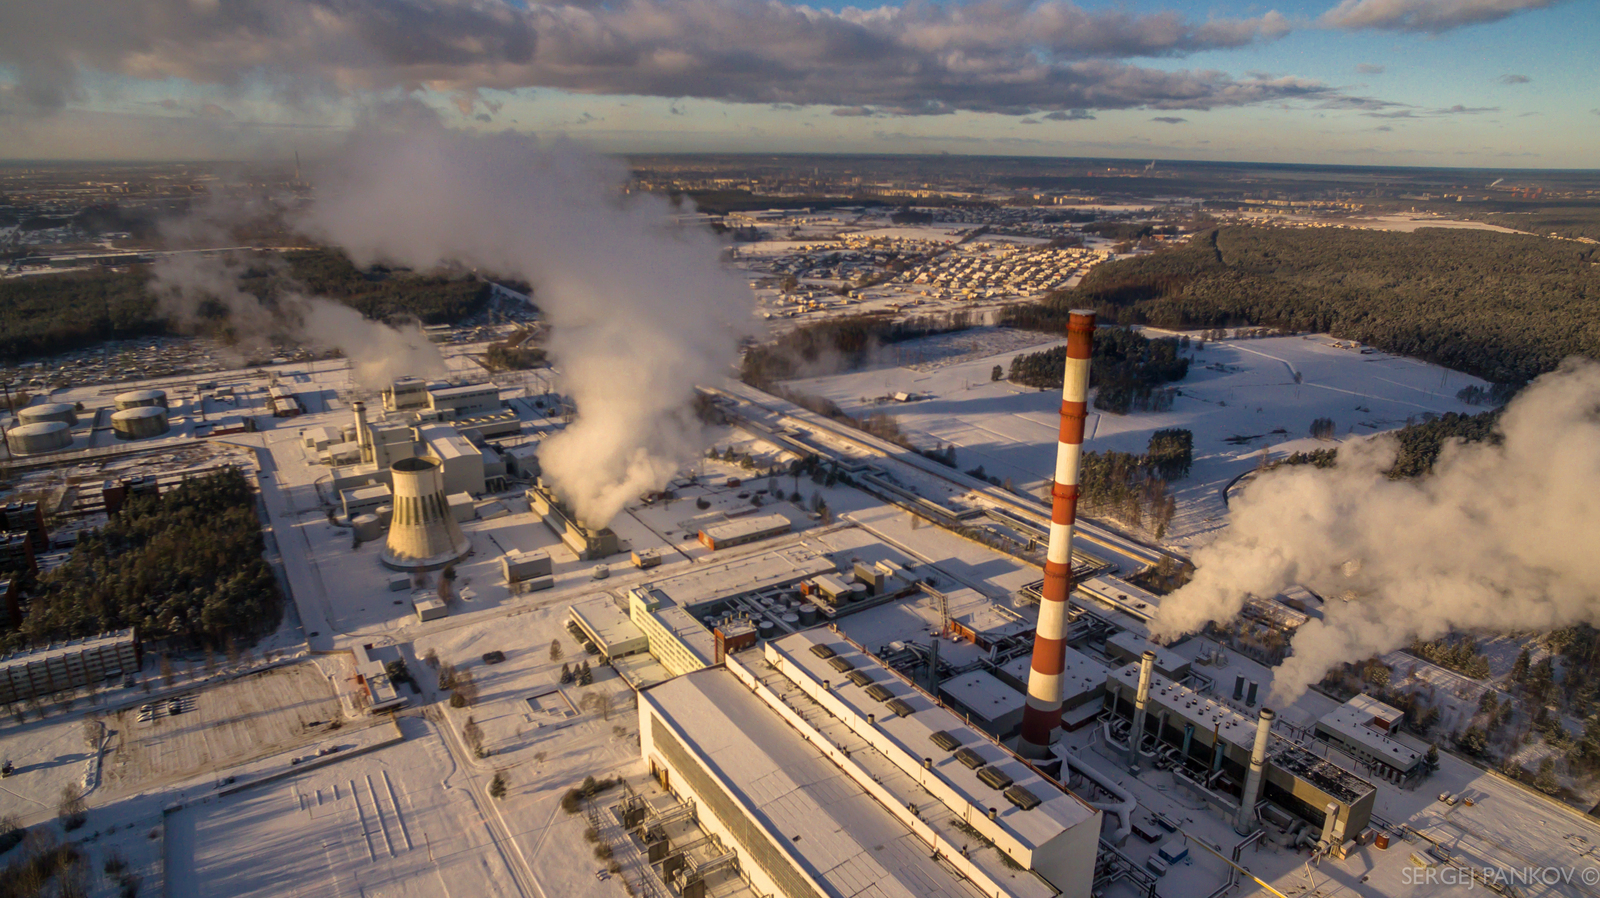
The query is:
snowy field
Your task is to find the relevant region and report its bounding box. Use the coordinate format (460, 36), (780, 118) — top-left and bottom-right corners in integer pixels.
(786, 331), (1493, 548)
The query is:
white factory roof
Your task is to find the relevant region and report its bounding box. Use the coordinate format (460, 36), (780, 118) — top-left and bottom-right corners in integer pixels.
(939, 669), (1025, 722)
(642, 546), (836, 611)
(1109, 663), (1264, 753)
(644, 667), (991, 898)
(655, 606), (716, 665)
(771, 630), (1097, 852)
(1317, 696), (1421, 769)
(570, 597), (648, 652)
(419, 424), (480, 461)
(1105, 630), (1189, 676)
(344, 484), (391, 502)
(428, 382), (498, 398)
(699, 512), (792, 543)
(1000, 647), (1105, 702)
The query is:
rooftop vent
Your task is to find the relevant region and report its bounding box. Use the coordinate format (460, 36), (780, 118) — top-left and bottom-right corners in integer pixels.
(845, 670), (874, 688)
(828, 657), (855, 673)
(955, 748), (986, 770)
(977, 767), (1015, 791)
(864, 684), (895, 703)
(886, 698), (915, 718)
(810, 644), (837, 659)
(1004, 785), (1041, 811)
(929, 731), (961, 752)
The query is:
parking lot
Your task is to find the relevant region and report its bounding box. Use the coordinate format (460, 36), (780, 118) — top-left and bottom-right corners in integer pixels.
(104, 661), (344, 793)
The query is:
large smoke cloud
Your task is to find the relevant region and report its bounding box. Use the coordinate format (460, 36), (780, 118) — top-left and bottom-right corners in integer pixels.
(1149, 358), (1600, 704)
(150, 252), (448, 390)
(0, 0), (1321, 118)
(298, 125), (751, 526)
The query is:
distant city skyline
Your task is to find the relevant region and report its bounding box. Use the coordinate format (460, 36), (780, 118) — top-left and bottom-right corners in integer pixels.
(0, 0), (1594, 167)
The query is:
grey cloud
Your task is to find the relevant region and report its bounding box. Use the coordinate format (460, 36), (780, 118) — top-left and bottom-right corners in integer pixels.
(1497, 73), (1530, 84)
(1150, 116), (1187, 123)
(831, 106), (880, 117)
(0, 0), (1324, 120)
(1364, 104), (1497, 118)
(1043, 109), (1095, 120)
(1355, 63), (1385, 74)
(1321, 0), (1569, 34)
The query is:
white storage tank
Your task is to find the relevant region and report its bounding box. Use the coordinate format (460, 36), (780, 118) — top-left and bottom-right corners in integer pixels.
(18, 403), (78, 427)
(114, 389), (168, 410)
(111, 406), (170, 440)
(5, 421), (72, 455)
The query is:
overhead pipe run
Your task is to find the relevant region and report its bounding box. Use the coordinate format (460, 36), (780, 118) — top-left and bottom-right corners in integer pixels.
(1018, 310), (1096, 758)
(1055, 745), (1137, 845)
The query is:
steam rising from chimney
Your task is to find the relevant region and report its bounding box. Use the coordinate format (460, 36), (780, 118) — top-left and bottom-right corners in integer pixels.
(1150, 358), (1600, 704)
(299, 126), (751, 526)
(150, 252), (447, 389)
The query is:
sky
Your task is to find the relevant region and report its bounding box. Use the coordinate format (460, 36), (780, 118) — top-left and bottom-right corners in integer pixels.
(0, 0), (1595, 167)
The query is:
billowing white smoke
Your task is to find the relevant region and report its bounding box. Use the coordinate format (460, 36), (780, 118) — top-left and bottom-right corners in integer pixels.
(1149, 358), (1600, 704)
(150, 252), (447, 390)
(299, 126), (751, 526)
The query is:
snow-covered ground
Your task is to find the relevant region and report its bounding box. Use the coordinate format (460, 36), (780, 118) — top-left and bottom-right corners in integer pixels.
(786, 331), (1493, 549)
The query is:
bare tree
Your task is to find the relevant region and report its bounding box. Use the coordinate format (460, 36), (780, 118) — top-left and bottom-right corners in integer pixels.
(58, 784), (87, 830)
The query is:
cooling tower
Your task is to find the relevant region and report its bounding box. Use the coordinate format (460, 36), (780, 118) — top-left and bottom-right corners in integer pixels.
(1018, 309), (1095, 758)
(380, 456), (471, 571)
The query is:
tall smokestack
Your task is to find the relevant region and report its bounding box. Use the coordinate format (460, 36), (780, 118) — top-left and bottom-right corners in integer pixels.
(1128, 650), (1156, 770)
(1235, 708), (1275, 834)
(1018, 309), (1095, 758)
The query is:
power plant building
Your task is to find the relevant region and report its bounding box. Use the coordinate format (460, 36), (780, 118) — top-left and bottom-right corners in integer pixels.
(639, 629), (1100, 898)
(628, 587), (716, 677)
(419, 425), (486, 496)
(380, 456), (471, 571)
(697, 513), (792, 551)
(528, 479), (622, 560)
(1313, 694), (1424, 784)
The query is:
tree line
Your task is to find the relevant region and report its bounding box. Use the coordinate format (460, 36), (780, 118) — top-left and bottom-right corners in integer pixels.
(740, 310), (976, 388)
(1005, 327), (1189, 414)
(999, 225), (1600, 387)
(5, 468), (280, 651)
(0, 248), (490, 363)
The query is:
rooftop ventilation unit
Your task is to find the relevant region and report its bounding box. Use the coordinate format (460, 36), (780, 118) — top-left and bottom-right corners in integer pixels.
(845, 671), (874, 688)
(864, 684), (895, 703)
(977, 767), (1014, 791)
(885, 698), (915, 718)
(1004, 785), (1041, 810)
(828, 657), (855, 673)
(809, 644), (838, 659)
(955, 748), (987, 770)
(929, 731), (961, 752)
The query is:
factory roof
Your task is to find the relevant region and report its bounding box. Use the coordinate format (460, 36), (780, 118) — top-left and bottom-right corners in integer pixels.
(343, 485), (392, 502)
(939, 669), (1025, 722)
(642, 544), (835, 612)
(699, 512), (793, 543)
(1109, 662), (1263, 753)
(1271, 745), (1375, 805)
(570, 596), (648, 652)
(1316, 696), (1421, 770)
(1000, 647), (1105, 701)
(770, 630), (1097, 852)
(428, 382), (498, 399)
(654, 606), (717, 666)
(643, 667), (992, 898)
(1105, 630), (1189, 676)
(419, 424), (480, 461)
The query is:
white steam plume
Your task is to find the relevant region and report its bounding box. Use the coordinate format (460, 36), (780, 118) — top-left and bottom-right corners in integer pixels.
(151, 252), (447, 389)
(1149, 358), (1600, 704)
(298, 126), (751, 526)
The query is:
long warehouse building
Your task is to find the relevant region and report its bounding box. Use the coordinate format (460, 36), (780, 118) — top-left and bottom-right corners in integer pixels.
(640, 629), (1100, 898)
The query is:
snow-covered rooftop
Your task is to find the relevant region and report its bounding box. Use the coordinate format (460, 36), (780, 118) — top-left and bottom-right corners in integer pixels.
(938, 669), (1025, 722)
(1316, 695), (1421, 770)
(643, 666), (992, 898)
(999, 646), (1106, 703)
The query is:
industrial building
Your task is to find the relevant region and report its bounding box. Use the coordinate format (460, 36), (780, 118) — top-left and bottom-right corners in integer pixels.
(569, 597), (651, 661)
(501, 549), (552, 584)
(418, 424), (486, 496)
(996, 646), (1106, 729)
(628, 587), (716, 677)
(528, 478), (622, 560)
(380, 456), (471, 571)
(350, 643), (407, 714)
(1104, 662), (1376, 850)
(697, 513), (792, 551)
(638, 628), (1100, 898)
(0, 630), (141, 704)
(1314, 694), (1424, 784)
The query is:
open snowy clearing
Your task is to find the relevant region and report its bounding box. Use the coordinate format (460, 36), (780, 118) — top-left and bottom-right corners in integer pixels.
(786, 331), (1492, 549)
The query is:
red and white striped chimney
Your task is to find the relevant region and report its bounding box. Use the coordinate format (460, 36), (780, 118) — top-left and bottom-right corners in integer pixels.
(1018, 309), (1095, 758)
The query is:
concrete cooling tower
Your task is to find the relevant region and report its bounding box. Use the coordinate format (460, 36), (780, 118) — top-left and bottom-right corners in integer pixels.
(380, 456), (470, 571)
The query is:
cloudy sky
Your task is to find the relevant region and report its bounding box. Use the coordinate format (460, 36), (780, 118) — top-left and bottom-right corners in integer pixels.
(0, 0), (1593, 166)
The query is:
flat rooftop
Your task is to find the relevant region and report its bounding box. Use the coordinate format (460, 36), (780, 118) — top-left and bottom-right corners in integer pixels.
(570, 596), (647, 650)
(999, 646), (1105, 701)
(770, 630), (1097, 852)
(1317, 698), (1421, 768)
(939, 669), (1025, 722)
(644, 667), (990, 898)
